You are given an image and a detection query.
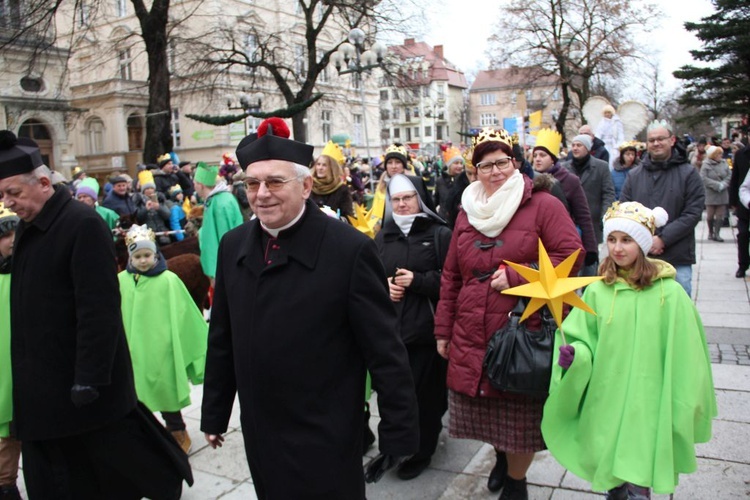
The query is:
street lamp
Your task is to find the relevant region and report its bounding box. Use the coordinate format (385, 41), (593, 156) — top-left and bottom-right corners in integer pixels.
(331, 28), (387, 193)
(227, 91), (263, 135)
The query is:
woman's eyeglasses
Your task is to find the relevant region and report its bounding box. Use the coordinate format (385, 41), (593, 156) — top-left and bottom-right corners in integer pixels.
(475, 157), (514, 174)
(391, 193), (418, 204)
(245, 176), (299, 192)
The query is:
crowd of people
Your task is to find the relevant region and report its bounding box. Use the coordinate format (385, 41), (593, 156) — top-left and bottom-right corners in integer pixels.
(2, 113), (750, 499)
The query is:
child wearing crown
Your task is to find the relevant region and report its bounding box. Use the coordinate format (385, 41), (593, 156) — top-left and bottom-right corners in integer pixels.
(0, 204), (21, 499)
(542, 202), (717, 499)
(119, 224), (208, 454)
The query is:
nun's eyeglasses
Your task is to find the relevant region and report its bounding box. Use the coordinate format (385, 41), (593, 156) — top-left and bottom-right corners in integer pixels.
(391, 193), (417, 204)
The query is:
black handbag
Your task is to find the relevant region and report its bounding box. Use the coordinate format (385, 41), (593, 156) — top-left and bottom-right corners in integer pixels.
(482, 299), (556, 396)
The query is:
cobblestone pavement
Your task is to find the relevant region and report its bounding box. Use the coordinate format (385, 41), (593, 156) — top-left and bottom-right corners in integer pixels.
(708, 343), (750, 365)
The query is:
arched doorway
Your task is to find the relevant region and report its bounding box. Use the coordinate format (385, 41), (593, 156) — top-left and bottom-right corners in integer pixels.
(127, 114), (144, 151)
(18, 119), (54, 169)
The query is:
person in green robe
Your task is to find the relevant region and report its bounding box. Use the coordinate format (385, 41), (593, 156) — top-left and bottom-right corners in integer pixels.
(0, 204), (21, 499)
(193, 162), (244, 285)
(542, 201), (717, 499)
(119, 224), (208, 454)
(76, 176), (120, 233)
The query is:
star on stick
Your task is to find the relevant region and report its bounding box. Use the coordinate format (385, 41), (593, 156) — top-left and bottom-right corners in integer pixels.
(501, 239), (602, 343)
(347, 203), (378, 239)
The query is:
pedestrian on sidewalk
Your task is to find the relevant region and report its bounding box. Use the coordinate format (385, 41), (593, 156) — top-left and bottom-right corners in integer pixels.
(701, 145), (731, 242)
(730, 143), (750, 278)
(542, 201), (717, 500)
(119, 224), (208, 454)
(200, 118), (419, 499)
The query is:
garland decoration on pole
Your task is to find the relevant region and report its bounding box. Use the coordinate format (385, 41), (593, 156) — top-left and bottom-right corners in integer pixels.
(186, 93), (324, 126)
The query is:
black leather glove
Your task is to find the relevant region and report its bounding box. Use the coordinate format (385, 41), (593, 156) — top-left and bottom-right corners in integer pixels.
(364, 454), (407, 483)
(71, 384), (99, 408)
(584, 251), (598, 267)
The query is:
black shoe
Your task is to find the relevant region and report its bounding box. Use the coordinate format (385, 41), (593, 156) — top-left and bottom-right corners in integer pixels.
(499, 476), (527, 500)
(737, 268), (747, 278)
(0, 485), (21, 500)
(605, 484), (628, 500)
(396, 456), (431, 480)
(487, 450), (508, 492)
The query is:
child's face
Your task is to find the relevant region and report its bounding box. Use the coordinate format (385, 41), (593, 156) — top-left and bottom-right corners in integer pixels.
(130, 248), (157, 273)
(143, 187), (155, 197)
(0, 232), (14, 258)
(606, 231), (640, 270)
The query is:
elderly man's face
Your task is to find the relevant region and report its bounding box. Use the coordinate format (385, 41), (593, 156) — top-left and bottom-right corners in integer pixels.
(646, 126), (675, 162)
(113, 181), (128, 196)
(246, 160), (312, 229)
(0, 174), (53, 222)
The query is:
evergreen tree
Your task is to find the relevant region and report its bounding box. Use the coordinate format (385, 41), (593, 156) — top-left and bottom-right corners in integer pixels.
(673, 0), (750, 130)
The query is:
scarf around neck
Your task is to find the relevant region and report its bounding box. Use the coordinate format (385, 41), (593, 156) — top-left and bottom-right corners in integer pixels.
(312, 175), (344, 196)
(461, 170), (525, 237)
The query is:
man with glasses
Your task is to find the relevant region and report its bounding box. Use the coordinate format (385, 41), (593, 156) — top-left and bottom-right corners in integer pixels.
(200, 118), (418, 499)
(620, 120), (705, 296)
(193, 161), (243, 286)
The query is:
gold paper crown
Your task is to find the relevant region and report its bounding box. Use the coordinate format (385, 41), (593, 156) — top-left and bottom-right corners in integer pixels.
(321, 141), (346, 166)
(138, 169), (155, 187)
(472, 127), (513, 149)
(462, 147), (474, 169)
(511, 133), (520, 145)
(603, 202), (656, 235)
(385, 143), (408, 158)
(442, 146), (462, 165)
(0, 202), (17, 220)
(157, 153), (172, 164)
(534, 128), (562, 157)
(125, 224), (156, 248)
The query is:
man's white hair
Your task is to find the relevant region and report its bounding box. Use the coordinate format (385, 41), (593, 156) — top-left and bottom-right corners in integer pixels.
(21, 165), (52, 184)
(293, 163), (312, 179)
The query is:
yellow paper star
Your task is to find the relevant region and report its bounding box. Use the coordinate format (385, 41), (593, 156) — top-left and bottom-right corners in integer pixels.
(347, 203), (378, 239)
(501, 239), (603, 328)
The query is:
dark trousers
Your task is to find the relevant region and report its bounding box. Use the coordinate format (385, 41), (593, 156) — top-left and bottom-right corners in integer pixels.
(737, 215), (749, 272)
(22, 411), (183, 500)
(161, 411), (185, 432)
(406, 342), (448, 460)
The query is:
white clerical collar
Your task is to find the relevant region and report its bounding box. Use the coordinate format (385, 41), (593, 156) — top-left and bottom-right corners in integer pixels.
(260, 204), (306, 237)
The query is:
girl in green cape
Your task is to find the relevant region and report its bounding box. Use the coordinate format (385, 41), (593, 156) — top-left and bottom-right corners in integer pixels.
(542, 202), (717, 499)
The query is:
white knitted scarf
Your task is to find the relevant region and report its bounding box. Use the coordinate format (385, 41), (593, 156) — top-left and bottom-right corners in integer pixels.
(461, 170), (524, 237)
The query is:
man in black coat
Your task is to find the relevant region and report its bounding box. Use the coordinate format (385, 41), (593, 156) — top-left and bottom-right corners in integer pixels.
(200, 118), (419, 499)
(0, 130), (190, 498)
(730, 144), (750, 278)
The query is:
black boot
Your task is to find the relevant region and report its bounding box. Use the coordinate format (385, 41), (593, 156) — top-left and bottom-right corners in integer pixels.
(707, 220), (715, 240)
(713, 220), (724, 242)
(605, 483), (628, 500)
(487, 449), (507, 492)
(499, 476), (527, 500)
(363, 402), (376, 455)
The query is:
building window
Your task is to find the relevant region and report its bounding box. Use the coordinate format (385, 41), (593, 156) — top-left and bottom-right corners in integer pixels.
(422, 86), (429, 97)
(414, 127), (420, 138)
(353, 114), (363, 145)
(480, 113), (497, 126)
(436, 125), (443, 140)
(118, 49), (133, 80)
(86, 118), (105, 154)
(437, 84), (445, 100)
(0, 0), (23, 29)
(380, 109), (390, 121)
(552, 88), (560, 101)
(317, 50), (328, 83)
(115, 0), (127, 17)
(171, 108), (181, 148)
(393, 128), (400, 139)
(525, 89), (532, 101)
(481, 93), (496, 106)
(295, 45), (306, 77)
(20, 76), (44, 93)
(511, 92), (517, 105)
(321, 110), (331, 143)
(380, 90), (388, 101)
(406, 127), (411, 141)
(424, 126), (432, 137)
(168, 39), (177, 74)
(351, 72), (361, 89)
(413, 107), (419, 118)
(393, 108), (400, 120)
(78, 2), (90, 27)
(412, 87), (420, 99)
(392, 89), (399, 101)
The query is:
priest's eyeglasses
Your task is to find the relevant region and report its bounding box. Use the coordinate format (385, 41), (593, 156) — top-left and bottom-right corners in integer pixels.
(245, 176), (299, 192)
(475, 157), (514, 174)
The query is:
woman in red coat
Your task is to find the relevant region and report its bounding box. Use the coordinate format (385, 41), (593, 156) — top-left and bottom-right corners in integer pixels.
(434, 128), (584, 500)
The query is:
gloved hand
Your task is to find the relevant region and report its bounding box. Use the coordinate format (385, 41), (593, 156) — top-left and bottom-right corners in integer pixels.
(558, 344), (575, 369)
(364, 454), (407, 483)
(71, 384), (100, 408)
(718, 182), (727, 191)
(584, 252), (598, 267)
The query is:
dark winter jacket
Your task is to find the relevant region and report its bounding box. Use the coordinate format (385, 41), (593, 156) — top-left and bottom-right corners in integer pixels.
(11, 187), (137, 441)
(135, 192), (171, 245)
(563, 154), (616, 243)
(731, 146), (750, 220)
(611, 161), (637, 199)
(102, 190), (137, 217)
(376, 216), (452, 345)
(434, 175), (583, 400)
(201, 200), (418, 499)
(621, 143), (705, 266)
(310, 184), (354, 218)
(175, 170), (195, 198)
(548, 164), (598, 254)
(435, 173), (458, 219)
(153, 169), (179, 196)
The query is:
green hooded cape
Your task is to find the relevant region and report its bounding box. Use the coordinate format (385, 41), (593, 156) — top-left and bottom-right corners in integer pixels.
(541, 260), (717, 494)
(119, 269), (208, 412)
(199, 189), (243, 278)
(0, 273), (11, 437)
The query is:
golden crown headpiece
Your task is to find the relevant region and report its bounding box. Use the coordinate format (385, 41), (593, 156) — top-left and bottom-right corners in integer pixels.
(619, 140), (645, 152)
(462, 147), (475, 170)
(534, 128), (563, 157)
(157, 153), (172, 164)
(125, 224), (156, 247)
(385, 143), (408, 158)
(472, 127), (513, 149)
(0, 202), (18, 221)
(321, 141), (346, 166)
(603, 202), (657, 235)
(511, 132), (520, 145)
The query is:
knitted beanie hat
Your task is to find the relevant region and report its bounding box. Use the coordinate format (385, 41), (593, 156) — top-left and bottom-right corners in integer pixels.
(572, 134), (592, 152)
(603, 201), (668, 255)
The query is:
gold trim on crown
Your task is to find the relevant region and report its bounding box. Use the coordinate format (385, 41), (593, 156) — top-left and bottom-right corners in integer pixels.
(0, 202), (17, 220)
(321, 141), (346, 166)
(603, 202), (656, 234)
(385, 144), (408, 157)
(125, 224), (156, 248)
(157, 153), (172, 164)
(535, 128), (562, 157)
(472, 127), (513, 149)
